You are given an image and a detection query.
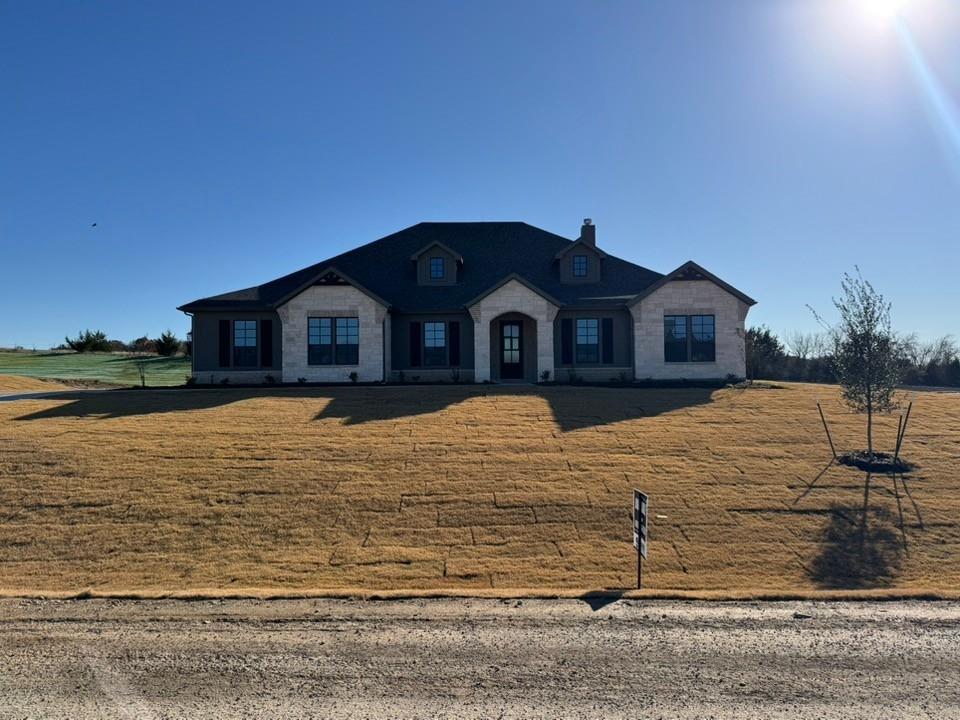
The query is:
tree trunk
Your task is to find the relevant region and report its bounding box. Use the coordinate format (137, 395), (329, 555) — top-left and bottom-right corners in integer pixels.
(866, 384), (873, 461)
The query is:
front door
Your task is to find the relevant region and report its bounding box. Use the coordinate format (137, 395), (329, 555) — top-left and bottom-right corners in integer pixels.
(500, 321), (523, 380)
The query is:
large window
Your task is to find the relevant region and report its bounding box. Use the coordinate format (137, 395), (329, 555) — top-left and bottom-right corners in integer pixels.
(233, 320), (258, 367)
(429, 256), (445, 280)
(424, 321), (447, 366)
(308, 317), (359, 365)
(575, 318), (599, 363)
(664, 314), (715, 362)
(572, 254), (588, 277)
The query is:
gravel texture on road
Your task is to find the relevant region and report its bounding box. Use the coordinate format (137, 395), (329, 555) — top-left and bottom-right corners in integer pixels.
(0, 598), (957, 719)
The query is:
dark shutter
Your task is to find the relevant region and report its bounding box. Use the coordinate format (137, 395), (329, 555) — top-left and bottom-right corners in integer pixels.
(560, 318), (573, 365)
(448, 321), (460, 366)
(601, 318), (614, 364)
(260, 319), (273, 367)
(409, 321), (422, 367)
(218, 319), (230, 367)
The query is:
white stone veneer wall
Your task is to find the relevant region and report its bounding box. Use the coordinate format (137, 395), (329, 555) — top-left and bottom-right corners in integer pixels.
(468, 279), (558, 383)
(630, 280), (749, 380)
(276, 285), (387, 383)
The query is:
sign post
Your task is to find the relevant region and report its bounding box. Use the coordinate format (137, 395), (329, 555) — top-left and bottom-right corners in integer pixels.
(633, 490), (648, 589)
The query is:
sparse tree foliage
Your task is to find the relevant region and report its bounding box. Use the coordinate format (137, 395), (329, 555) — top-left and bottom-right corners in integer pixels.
(828, 270), (901, 459)
(64, 329), (110, 353)
(154, 330), (182, 357)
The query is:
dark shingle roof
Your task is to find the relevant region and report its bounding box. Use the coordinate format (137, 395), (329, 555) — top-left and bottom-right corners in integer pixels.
(178, 222), (664, 313)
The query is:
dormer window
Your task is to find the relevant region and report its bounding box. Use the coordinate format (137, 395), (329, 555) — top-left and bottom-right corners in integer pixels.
(572, 255), (588, 277)
(429, 256), (445, 280)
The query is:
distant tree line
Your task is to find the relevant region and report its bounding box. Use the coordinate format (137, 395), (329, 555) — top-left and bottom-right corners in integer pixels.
(746, 326), (960, 388)
(61, 329), (188, 357)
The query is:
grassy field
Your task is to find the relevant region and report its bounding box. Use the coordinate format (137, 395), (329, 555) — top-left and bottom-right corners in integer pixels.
(0, 351), (190, 387)
(0, 382), (957, 596)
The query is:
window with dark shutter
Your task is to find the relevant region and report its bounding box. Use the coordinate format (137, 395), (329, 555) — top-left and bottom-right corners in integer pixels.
(449, 321), (461, 366)
(260, 319), (273, 367)
(218, 319), (230, 367)
(601, 318), (614, 364)
(560, 318), (573, 365)
(409, 321), (422, 367)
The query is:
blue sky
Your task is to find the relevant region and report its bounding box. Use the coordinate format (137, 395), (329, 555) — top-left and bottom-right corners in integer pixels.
(2, 0), (959, 348)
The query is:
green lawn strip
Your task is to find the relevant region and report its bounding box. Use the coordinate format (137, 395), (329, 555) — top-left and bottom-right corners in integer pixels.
(0, 352), (190, 387)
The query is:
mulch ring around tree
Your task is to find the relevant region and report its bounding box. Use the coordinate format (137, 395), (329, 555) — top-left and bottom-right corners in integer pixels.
(838, 451), (916, 474)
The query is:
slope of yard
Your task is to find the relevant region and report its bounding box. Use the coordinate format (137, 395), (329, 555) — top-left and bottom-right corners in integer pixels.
(0, 383), (956, 596)
(0, 351), (190, 387)
(0, 375), (68, 393)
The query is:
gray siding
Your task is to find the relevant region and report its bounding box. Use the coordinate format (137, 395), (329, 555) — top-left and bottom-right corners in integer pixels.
(191, 310), (283, 372)
(558, 244), (603, 284)
(416, 246), (459, 285)
(391, 312), (475, 371)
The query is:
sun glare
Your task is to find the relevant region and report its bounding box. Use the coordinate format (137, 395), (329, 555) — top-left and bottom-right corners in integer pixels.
(856, 0), (911, 24)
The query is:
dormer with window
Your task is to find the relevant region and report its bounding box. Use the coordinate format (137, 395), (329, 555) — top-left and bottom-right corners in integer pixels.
(411, 241), (462, 285)
(556, 219), (606, 284)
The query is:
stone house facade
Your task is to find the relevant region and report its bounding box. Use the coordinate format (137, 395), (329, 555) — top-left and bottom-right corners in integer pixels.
(179, 220), (756, 384)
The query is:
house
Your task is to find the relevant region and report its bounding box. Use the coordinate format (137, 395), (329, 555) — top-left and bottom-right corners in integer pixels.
(178, 220), (756, 384)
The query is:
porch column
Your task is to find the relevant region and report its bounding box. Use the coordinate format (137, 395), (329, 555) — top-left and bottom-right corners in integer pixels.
(470, 306), (490, 383)
(536, 306), (558, 382)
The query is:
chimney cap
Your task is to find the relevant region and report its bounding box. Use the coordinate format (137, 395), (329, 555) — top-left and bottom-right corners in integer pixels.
(582, 218), (593, 226)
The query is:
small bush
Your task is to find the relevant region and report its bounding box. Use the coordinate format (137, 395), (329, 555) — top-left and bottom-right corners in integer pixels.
(540, 370), (551, 382)
(220, 377), (230, 385)
(450, 368), (461, 382)
(398, 371), (406, 383)
(65, 330), (110, 353)
(154, 331), (182, 357)
(348, 371), (359, 383)
(264, 375), (276, 384)
(297, 377), (307, 384)
(185, 376), (196, 386)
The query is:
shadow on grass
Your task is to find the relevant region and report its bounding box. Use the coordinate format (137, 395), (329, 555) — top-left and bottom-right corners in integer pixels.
(809, 473), (907, 589)
(12, 385), (718, 432)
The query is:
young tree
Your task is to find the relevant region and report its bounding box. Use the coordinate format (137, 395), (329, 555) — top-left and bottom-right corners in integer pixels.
(64, 329), (110, 353)
(829, 270), (901, 459)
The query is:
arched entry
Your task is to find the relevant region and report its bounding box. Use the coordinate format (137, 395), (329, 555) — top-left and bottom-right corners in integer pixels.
(488, 312), (537, 382)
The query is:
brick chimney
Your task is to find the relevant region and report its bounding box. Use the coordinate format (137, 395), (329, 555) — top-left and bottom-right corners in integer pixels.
(580, 218), (596, 247)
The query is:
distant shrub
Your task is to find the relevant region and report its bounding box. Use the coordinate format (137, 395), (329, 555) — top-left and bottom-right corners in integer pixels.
(348, 371), (359, 383)
(65, 330), (110, 353)
(154, 330), (182, 357)
(130, 336), (157, 354)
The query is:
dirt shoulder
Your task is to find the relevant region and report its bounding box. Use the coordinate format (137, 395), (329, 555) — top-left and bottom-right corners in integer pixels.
(0, 598), (957, 719)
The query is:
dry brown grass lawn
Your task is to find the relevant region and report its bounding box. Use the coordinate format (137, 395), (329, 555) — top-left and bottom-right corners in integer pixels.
(0, 383), (957, 596)
(0, 375), (68, 392)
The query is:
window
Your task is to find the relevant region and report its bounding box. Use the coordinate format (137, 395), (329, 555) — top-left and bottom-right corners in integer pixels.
(664, 315), (715, 362)
(575, 318), (599, 363)
(308, 317), (359, 365)
(429, 256), (445, 280)
(424, 321), (447, 366)
(233, 320), (257, 367)
(690, 314), (716, 362)
(335, 317), (359, 365)
(572, 255), (588, 277)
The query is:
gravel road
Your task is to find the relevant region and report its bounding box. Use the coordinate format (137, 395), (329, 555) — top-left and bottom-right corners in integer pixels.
(0, 598), (957, 719)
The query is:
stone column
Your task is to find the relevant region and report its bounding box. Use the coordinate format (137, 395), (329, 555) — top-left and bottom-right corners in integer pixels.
(536, 306), (558, 382)
(470, 306), (490, 383)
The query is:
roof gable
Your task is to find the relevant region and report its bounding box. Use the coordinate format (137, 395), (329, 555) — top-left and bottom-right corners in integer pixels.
(627, 261), (756, 307)
(410, 240), (464, 263)
(553, 239), (607, 261)
(465, 273), (562, 309)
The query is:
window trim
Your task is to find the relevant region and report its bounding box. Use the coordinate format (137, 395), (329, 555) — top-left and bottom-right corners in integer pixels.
(575, 318), (600, 364)
(428, 256), (445, 280)
(308, 316), (360, 366)
(572, 254), (588, 278)
(664, 314), (716, 363)
(232, 319), (258, 368)
(423, 320), (448, 367)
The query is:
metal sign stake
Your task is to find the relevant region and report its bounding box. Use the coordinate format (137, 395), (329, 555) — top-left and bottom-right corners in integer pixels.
(633, 489), (648, 590)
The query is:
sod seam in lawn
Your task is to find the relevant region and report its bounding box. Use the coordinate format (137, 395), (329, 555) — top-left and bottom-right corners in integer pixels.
(0, 383), (956, 594)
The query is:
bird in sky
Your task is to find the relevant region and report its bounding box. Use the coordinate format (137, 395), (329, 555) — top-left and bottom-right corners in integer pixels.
(90, 223), (97, 227)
